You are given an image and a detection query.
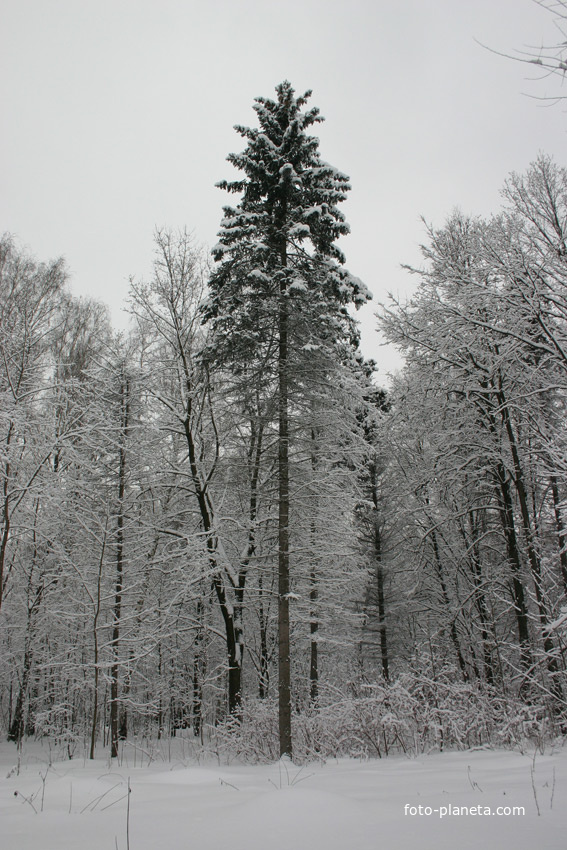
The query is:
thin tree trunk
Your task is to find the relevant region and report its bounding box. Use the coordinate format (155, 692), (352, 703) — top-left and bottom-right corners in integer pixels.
(369, 462), (389, 680)
(473, 387), (532, 673)
(309, 566), (318, 705)
(496, 386), (563, 703)
(309, 424), (319, 706)
(192, 598), (205, 738)
(8, 521), (45, 743)
(494, 465), (533, 670)
(429, 525), (469, 681)
(90, 523), (108, 759)
(183, 393), (242, 718)
(278, 273), (292, 759)
(550, 474), (567, 596)
(110, 378), (130, 758)
(119, 651), (132, 741)
(257, 571), (269, 698)
(8, 649), (32, 743)
(467, 510), (495, 685)
(0, 422), (14, 616)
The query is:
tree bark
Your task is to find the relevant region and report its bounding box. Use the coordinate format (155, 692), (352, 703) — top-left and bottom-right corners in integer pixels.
(494, 465), (532, 672)
(278, 274), (292, 758)
(110, 377), (129, 758)
(257, 571), (270, 698)
(369, 462), (389, 680)
(550, 475), (567, 596)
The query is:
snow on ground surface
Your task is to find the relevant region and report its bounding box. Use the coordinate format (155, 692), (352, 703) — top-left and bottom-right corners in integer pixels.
(1, 739), (565, 850)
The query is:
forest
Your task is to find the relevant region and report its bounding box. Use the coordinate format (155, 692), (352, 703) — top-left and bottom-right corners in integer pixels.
(2, 82), (567, 763)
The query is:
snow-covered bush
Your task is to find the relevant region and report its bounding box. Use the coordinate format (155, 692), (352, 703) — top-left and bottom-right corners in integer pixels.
(209, 671), (554, 764)
(211, 699), (280, 763)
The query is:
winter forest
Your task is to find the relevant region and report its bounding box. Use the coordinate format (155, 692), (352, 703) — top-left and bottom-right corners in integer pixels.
(2, 78), (567, 775)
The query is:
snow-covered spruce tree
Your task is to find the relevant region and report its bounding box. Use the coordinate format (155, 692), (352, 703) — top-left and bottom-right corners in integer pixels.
(204, 81), (370, 757)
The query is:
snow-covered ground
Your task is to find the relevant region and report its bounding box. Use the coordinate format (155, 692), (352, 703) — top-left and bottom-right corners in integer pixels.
(1, 739), (565, 850)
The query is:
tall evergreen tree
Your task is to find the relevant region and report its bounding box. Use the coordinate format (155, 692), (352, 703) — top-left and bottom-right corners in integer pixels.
(205, 81), (370, 757)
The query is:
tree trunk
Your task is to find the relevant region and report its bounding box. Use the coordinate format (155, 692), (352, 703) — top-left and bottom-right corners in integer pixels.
(278, 274), (292, 759)
(369, 462), (389, 680)
(257, 571), (270, 698)
(110, 378), (129, 758)
(8, 648), (32, 743)
(473, 388), (532, 673)
(429, 525), (469, 681)
(309, 567), (318, 705)
(494, 465), (532, 671)
(550, 475), (567, 596)
(468, 511), (495, 685)
(90, 523), (107, 758)
(0, 422), (14, 616)
(192, 597), (205, 738)
(183, 393), (242, 719)
(309, 424), (319, 705)
(496, 386), (563, 704)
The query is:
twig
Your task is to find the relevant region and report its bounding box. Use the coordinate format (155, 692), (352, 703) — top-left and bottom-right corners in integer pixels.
(530, 750), (541, 817)
(40, 766), (49, 812)
(80, 782), (122, 813)
(14, 790), (38, 814)
(126, 777), (131, 850)
(467, 765), (483, 792)
(290, 771), (314, 787)
(101, 793), (128, 811)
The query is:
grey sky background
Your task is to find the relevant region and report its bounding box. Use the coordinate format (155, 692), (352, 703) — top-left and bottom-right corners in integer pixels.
(1, 0), (566, 380)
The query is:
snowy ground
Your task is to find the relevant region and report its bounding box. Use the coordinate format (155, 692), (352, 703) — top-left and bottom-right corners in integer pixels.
(1, 739), (565, 850)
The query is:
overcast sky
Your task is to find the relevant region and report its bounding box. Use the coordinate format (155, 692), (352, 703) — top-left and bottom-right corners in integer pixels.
(1, 0), (566, 379)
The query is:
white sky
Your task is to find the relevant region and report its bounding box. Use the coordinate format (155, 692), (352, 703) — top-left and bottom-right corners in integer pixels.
(1, 0), (566, 380)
